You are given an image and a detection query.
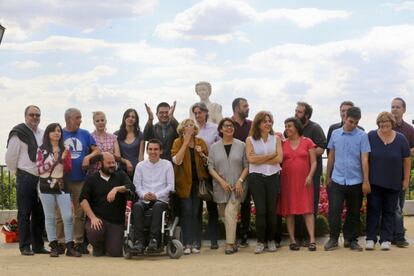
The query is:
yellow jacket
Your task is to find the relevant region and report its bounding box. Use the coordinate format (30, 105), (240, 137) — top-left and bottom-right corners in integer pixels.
(171, 137), (209, 198)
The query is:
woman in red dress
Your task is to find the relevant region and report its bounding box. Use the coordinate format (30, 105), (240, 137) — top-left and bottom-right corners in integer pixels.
(278, 117), (317, 251)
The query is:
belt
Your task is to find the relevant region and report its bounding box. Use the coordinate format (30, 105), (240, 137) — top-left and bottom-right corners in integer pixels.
(16, 169), (38, 178)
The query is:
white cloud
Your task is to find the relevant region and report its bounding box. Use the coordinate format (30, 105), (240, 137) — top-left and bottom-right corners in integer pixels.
(0, 0), (156, 41)
(384, 1), (414, 11)
(3, 36), (197, 65)
(154, 0), (350, 43)
(13, 60), (41, 69)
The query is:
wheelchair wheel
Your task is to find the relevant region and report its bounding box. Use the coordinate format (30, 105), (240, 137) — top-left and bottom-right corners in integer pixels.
(167, 239), (183, 259)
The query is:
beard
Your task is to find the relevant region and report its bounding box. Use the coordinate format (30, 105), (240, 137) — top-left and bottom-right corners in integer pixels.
(101, 166), (116, 175)
(297, 116), (307, 125)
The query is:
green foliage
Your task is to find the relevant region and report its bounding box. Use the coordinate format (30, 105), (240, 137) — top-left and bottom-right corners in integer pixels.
(0, 171), (17, 210)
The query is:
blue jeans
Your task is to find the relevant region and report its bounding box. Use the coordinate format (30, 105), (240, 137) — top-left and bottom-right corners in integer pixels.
(366, 185), (399, 243)
(39, 192), (73, 243)
(393, 190), (406, 241)
(16, 170), (45, 252)
(180, 182), (202, 247)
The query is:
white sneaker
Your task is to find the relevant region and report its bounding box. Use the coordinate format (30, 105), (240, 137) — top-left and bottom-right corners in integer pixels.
(365, 240), (375, 250)
(191, 247), (200, 254)
(254, 242), (265, 254)
(267, 240), (277, 252)
(183, 246), (191, 255)
(381, 241), (390, 251)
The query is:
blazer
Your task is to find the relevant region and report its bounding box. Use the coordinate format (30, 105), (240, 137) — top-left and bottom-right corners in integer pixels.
(208, 139), (248, 203)
(171, 136), (209, 198)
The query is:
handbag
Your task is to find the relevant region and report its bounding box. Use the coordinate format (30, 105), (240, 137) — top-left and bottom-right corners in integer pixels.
(39, 161), (64, 193)
(198, 179), (213, 201)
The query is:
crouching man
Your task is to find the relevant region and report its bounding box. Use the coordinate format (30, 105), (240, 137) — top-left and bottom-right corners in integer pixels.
(133, 139), (175, 253)
(80, 152), (135, 257)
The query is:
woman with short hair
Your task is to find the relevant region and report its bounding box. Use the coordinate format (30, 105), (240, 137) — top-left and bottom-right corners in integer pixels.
(171, 118), (209, 255)
(208, 118), (248, 254)
(277, 117), (317, 251)
(365, 111), (411, 251)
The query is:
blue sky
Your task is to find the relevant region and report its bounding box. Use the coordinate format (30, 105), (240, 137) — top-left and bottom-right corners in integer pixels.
(1, 0), (414, 160)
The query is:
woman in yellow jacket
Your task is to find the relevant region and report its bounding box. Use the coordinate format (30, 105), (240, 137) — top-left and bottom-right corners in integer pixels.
(171, 118), (209, 255)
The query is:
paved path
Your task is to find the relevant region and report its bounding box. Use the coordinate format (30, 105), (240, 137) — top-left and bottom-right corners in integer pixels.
(1, 218), (414, 276)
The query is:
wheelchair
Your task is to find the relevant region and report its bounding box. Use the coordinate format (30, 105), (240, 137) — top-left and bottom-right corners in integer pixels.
(123, 191), (183, 259)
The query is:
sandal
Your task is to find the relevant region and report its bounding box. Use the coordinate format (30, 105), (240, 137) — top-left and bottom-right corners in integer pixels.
(308, 242), (317, 251)
(289, 243), (300, 251)
(225, 246), (235, 255)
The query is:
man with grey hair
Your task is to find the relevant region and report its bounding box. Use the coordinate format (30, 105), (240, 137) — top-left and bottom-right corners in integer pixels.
(6, 105), (48, 255)
(56, 108), (100, 254)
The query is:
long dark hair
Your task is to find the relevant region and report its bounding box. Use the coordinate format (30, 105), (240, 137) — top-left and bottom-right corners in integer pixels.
(117, 108), (140, 141)
(42, 123), (65, 158)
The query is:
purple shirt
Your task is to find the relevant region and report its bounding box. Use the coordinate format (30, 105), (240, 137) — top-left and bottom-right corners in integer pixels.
(232, 118), (252, 142)
(393, 120), (414, 149)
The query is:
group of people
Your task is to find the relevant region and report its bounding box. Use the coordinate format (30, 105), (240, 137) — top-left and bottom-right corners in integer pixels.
(5, 81), (413, 257)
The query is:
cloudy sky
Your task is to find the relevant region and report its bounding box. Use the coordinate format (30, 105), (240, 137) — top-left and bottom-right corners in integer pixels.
(1, 0), (414, 161)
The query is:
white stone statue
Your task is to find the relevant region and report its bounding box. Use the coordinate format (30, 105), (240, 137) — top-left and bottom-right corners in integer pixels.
(189, 81), (223, 124)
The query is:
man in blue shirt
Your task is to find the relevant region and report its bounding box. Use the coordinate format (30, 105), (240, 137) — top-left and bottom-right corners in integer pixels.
(324, 107), (371, 251)
(56, 108), (100, 254)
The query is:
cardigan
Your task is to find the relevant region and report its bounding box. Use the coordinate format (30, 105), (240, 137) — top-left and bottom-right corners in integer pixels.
(208, 139), (248, 203)
(171, 136), (209, 198)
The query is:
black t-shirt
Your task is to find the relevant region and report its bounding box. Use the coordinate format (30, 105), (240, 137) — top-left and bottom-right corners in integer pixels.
(224, 144), (232, 157)
(79, 170), (135, 224)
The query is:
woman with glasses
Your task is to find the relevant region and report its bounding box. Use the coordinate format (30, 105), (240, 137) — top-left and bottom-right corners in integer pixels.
(208, 118), (248, 254)
(365, 111), (411, 251)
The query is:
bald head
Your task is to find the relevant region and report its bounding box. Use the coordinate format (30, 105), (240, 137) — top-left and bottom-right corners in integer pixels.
(100, 152), (116, 175)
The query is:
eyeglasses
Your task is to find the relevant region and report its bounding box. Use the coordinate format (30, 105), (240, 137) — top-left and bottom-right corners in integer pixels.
(222, 124), (234, 129)
(27, 113), (41, 118)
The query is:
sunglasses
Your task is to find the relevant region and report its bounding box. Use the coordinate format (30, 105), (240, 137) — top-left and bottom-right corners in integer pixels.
(27, 113), (41, 118)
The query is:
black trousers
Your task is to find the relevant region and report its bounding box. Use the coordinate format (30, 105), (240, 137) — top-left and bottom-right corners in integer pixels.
(133, 200), (168, 242)
(85, 218), (124, 257)
(249, 172), (280, 243)
(328, 182), (362, 242)
(16, 170), (45, 252)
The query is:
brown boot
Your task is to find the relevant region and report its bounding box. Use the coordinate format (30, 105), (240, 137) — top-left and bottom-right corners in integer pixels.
(66, 242), (81, 257)
(49, 241), (59, 257)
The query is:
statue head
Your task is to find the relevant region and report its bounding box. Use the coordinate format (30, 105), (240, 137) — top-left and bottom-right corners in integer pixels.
(195, 81), (211, 101)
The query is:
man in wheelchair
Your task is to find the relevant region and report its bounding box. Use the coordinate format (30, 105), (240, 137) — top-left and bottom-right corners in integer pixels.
(132, 139), (174, 254)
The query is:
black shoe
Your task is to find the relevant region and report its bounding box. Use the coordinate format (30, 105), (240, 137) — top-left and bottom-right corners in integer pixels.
(134, 240), (144, 254)
(66, 242), (82, 257)
(92, 243), (105, 257)
(239, 237), (249, 248)
(49, 241), (59, 257)
(349, 241), (363, 252)
(57, 243), (66, 255)
(33, 247), (50, 254)
(324, 239), (338, 251)
(147, 238), (158, 252)
(74, 243), (90, 254)
(211, 242), (219, 250)
(21, 247), (34, 256)
(344, 240), (350, 248)
(396, 239), (409, 248)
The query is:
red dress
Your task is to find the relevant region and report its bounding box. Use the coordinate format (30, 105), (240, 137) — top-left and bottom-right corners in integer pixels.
(277, 137), (315, 216)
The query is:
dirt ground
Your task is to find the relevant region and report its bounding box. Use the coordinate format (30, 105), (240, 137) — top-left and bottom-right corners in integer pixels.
(2, 218), (414, 276)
